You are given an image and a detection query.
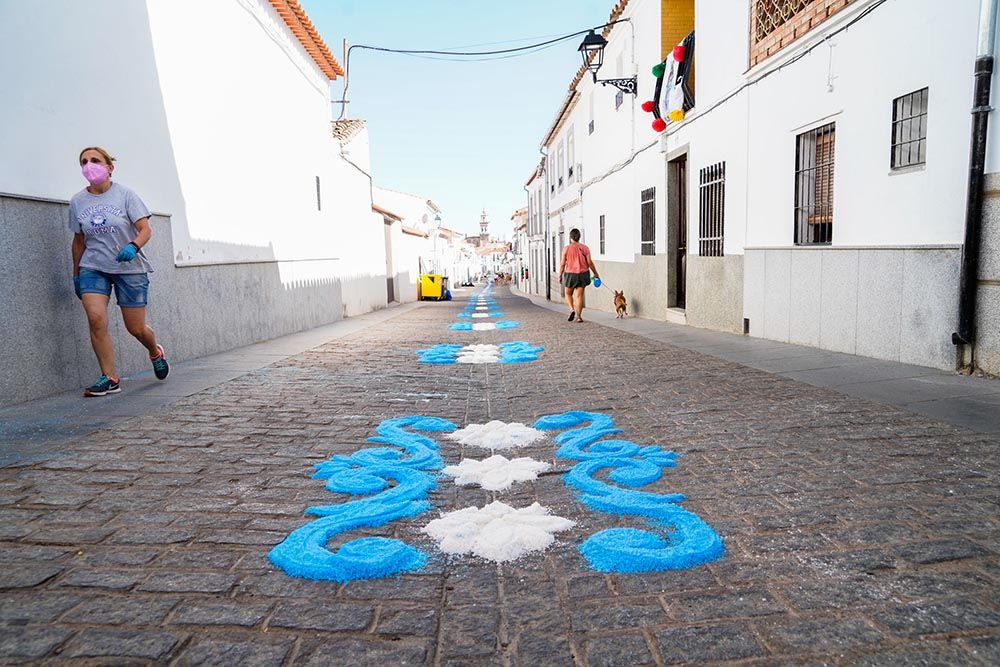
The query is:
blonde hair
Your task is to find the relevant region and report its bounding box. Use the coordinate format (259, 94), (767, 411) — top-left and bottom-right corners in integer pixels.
(78, 146), (116, 166)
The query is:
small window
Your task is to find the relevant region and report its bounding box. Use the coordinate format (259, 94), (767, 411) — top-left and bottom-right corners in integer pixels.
(640, 187), (656, 256)
(615, 90), (624, 110)
(794, 122), (835, 245)
(698, 162), (725, 257)
(315, 176), (321, 210)
(588, 120), (595, 135)
(599, 215), (606, 254)
(891, 88), (928, 169)
(567, 129), (576, 183)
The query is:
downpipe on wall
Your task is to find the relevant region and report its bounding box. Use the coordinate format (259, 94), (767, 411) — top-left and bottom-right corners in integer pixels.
(953, 0), (999, 369)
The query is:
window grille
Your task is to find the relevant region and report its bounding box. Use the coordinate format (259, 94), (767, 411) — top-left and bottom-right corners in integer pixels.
(615, 90), (624, 110)
(794, 122), (835, 245)
(599, 215), (606, 254)
(640, 187), (656, 256)
(753, 0), (810, 41)
(698, 162), (725, 257)
(891, 88), (928, 169)
(315, 176), (321, 211)
(588, 120), (595, 135)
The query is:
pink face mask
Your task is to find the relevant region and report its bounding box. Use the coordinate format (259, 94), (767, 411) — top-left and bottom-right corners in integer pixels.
(82, 162), (110, 186)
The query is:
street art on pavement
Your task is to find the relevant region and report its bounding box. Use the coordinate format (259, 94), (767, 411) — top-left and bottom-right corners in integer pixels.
(268, 416), (455, 582)
(534, 411), (725, 572)
(417, 342), (543, 364)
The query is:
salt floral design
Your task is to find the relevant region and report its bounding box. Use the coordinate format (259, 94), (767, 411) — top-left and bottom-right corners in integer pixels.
(442, 454), (551, 491)
(422, 501), (574, 562)
(456, 311), (505, 318)
(417, 342), (543, 365)
(533, 410), (724, 573)
(447, 420), (547, 451)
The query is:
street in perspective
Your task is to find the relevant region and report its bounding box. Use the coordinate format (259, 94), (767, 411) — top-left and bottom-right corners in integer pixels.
(1, 0), (999, 665)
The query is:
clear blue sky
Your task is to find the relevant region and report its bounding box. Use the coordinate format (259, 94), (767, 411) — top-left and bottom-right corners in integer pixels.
(301, 0), (612, 239)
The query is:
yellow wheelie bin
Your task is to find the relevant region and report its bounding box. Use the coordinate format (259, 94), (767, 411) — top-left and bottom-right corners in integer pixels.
(419, 273), (445, 300)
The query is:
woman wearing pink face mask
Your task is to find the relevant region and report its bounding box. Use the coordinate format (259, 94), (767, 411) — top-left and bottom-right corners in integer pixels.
(70, 146), (169, 397)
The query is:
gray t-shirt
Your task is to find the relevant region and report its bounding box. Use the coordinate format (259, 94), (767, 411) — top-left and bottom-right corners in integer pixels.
(69, 182), (153, 274)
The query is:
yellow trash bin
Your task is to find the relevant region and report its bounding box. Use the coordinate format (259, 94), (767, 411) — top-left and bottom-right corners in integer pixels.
(419, 273), (445, 300)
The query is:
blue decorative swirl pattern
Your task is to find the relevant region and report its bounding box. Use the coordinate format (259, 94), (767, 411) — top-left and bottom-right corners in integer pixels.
(533, 411), (724, 573)
(268, 416), (456, 582)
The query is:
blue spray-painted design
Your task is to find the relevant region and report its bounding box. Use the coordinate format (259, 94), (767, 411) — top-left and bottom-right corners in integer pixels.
(268, 416), (456, 582)
(499, 342), (544, 363)
(533, 410), (724, 573)
(449, 320), (520, 331)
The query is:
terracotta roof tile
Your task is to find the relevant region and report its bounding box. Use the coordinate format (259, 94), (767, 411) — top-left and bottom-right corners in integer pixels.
(268, 0), (344, 80)
(332, 118), (366, 141)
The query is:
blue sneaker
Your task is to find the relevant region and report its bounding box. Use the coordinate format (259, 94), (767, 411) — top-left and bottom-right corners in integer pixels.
(84, 375), (120, 397)
(151, 345), (169, 380)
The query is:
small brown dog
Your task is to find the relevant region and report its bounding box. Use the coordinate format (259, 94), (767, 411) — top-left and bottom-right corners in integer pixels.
(613, 290), (628, 318)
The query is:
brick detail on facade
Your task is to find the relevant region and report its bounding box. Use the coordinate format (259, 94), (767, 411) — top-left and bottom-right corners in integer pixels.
(749, 0), (855, 68)
(661, 0), (695, 60)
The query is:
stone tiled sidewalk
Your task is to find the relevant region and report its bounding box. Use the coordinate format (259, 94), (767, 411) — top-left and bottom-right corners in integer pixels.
(0, 288), (997, 665)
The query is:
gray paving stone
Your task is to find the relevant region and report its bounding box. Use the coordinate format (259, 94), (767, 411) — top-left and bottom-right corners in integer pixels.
(0, 592), (82, 623)
(377, 607), (439, 636)
(570, 603), (667, 632)
(0, 564), (63, 588)
(756, 617), (886, 651)
(137, 572), (237, 594)
(169, 600), (271, 627)
(0, 626), (73, 659)
(439, 605), (499, 657)
(269, 599), (373, 632)
(896, 538), (992, 564)
(874, 599), (1000, 637)
(585, 633), (654, 667)
(64, 628), (181, 659)
(57, 569), (142, 590)
(663, 589), (787, 622)
(655, 622), (765, 664)
(176, 637), (292, 666)
(60, 595), (176, 627)
(303, 638), (430, 666)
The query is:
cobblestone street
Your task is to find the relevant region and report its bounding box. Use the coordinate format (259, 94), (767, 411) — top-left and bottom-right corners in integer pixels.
(1, 287), (998, 666)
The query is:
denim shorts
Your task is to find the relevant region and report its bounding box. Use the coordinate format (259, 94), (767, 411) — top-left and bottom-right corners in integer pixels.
(78, 269), (149, 307)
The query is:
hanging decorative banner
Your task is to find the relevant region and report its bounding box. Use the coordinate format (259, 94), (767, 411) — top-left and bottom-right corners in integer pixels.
(643, 30), (695, 132)
(533, 410), (724, 573)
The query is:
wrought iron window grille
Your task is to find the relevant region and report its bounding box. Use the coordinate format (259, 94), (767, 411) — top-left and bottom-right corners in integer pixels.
(599, 215), (606, 254)
(891, 88), (928, 169)
(753, 0), (811, 42)
(588, 120), (595, 135)
(640, 187), (656, 256)
(698, 162), (725, 257)
(794, 122), (835, 245)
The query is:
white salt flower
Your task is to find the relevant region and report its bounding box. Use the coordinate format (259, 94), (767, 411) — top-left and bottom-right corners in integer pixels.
(475, 306), (489, 311)
(422, 501), (574, 562)
(447, 420), (546, 451)
(442, 454), (551, 491)
(471, 313), (490, 318)
(471, 323), (496, 331)
(456, 344), (500, 364)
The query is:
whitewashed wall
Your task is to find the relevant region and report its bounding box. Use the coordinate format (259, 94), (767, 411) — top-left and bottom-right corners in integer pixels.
(0, 0), (386, 311)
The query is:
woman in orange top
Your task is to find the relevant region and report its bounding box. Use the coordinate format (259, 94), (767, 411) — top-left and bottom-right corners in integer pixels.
(558, 228), (601, 323)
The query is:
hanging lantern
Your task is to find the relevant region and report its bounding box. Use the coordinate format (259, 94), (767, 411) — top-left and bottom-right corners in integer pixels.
(577, 30), (607, 81)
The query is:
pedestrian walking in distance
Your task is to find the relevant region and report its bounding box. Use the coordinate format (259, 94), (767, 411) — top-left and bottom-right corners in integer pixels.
(558, 228), (600, 323)
(71, 146), (169, 397)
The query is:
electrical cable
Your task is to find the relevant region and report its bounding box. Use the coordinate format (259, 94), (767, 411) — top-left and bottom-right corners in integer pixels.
(337, 19), (628, 118)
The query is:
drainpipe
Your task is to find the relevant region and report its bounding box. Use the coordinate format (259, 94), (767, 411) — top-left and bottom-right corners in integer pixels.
(540, 146), (551, 301)
(953, 0), (999, 360)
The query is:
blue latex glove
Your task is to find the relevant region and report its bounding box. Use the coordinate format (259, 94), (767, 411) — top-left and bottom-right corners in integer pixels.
(73, 275), (82, 299)
(116, 243), (138, 262)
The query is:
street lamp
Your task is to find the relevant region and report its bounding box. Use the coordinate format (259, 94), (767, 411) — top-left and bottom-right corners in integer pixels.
(577, 29), (637, 96)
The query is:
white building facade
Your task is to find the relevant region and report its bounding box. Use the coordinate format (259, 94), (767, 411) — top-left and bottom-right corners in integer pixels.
(0, 0), (389, 405)
(524, 0), (1000, 373)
